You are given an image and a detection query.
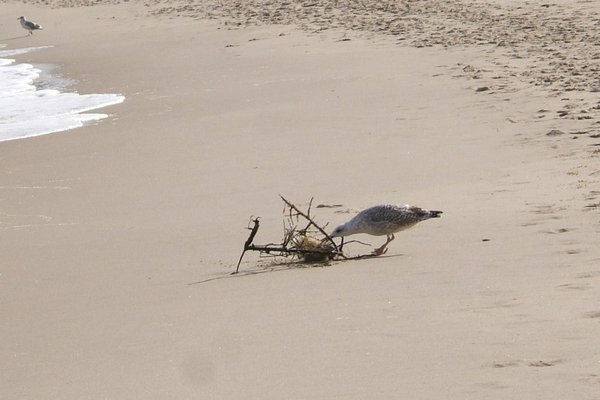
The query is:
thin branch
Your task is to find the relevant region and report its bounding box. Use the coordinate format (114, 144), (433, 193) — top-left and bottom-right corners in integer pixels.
(246, 244), (339, 256)
(343, 239), (372, 247)
(279, 195), (340, 253)
(234, 217), (260, 274)
(302, 197), (315, 232)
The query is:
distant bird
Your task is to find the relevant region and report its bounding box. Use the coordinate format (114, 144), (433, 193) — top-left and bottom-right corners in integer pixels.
(18, 16), (43, 35)
(330, 204), (442, 255)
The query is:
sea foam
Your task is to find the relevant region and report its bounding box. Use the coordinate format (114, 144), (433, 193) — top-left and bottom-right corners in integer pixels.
(0, 45), (124, 142)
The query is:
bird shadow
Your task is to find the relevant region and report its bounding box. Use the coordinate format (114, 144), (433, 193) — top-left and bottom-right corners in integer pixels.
(187, 261), (330, 285)
(0, 35), (30, 41)
(187, 253), (403, 285)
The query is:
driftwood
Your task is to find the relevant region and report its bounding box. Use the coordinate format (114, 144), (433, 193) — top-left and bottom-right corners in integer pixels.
(234, 196), (351, 274)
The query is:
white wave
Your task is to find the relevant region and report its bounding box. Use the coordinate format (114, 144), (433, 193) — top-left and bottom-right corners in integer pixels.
(0, 45), (124, 142)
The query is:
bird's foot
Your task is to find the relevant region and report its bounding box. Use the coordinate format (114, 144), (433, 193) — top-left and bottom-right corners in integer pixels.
(371, 246), (388, 256)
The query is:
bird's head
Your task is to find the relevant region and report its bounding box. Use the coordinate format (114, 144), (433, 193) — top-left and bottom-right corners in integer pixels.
(18, 16), (25, 21)
(330, 223), (348, 238)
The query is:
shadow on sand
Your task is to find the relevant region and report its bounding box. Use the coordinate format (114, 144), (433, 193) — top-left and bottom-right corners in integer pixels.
(1, 35), (30, 41)
(187, 253), (403, 285)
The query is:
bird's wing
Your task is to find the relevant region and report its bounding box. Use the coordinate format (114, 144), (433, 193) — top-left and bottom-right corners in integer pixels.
(25, 21), (40, 29)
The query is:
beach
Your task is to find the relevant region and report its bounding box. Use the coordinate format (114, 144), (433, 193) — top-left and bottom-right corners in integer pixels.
(1, 0), (599, 398)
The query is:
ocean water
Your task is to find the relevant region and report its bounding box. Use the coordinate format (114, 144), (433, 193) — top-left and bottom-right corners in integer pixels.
(0, 45), (124, 143)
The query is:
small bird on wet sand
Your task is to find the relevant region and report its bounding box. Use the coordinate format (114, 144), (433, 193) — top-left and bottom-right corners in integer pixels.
(18, 16), (43, 35)
(330, 204), (442, 255)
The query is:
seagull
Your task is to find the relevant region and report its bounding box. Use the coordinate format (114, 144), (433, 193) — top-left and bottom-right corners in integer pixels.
(330, 204), (442, 255)
(18, 16), (43, 35)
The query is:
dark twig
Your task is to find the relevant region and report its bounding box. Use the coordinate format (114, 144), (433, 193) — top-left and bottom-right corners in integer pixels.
(343, 239), (372, 247)
(234, 217), (260, 274)
(245, 244), (339, 256)
(301, 197), (315, 233)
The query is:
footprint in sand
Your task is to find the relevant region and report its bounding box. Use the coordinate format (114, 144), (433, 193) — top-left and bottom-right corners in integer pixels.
(580, 374), (600, 385)
(490, 360), (520, 368)
(532, 204), (566, 215)
(489, 359), (562, 368)
(584, 311), (600, 319)
(557, 282), (591, 291)
(542, 227), (570, 234)
(527, 359), (562, 367)
(576, 270), (600, 279)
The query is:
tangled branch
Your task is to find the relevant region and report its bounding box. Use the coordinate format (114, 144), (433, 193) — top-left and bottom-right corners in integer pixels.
(234, 196), (352, 274)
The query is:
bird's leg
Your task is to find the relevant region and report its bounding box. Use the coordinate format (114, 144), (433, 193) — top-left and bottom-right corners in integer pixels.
(372, 233), (395, 256)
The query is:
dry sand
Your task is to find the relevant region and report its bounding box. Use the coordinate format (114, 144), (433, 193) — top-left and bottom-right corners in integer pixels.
(1, 0), (599, 398)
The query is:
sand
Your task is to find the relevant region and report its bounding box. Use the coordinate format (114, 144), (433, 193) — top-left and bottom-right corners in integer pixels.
(1, 0), (599, 398)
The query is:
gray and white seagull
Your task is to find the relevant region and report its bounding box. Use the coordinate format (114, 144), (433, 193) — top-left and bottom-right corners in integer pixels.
(18, 16), (43, 35)
(330, 204), (442, 255)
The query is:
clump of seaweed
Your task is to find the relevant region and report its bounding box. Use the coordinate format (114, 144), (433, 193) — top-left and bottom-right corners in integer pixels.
(292, 234), (336, 262)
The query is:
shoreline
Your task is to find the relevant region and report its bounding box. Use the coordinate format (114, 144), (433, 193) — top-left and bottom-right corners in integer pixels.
(2, 1), (599, 398)
(6, 1), (600, 206)
(0, 33), (124, 142)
